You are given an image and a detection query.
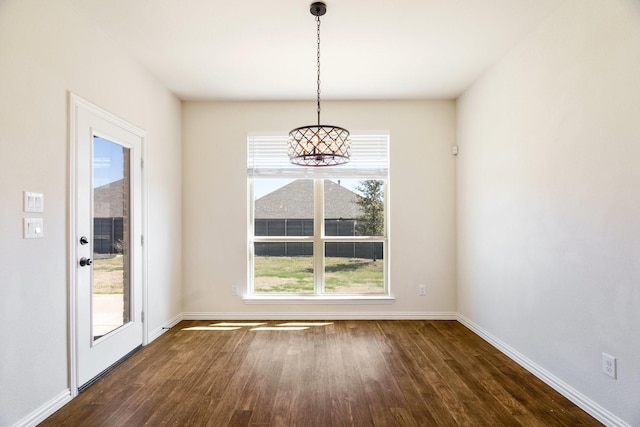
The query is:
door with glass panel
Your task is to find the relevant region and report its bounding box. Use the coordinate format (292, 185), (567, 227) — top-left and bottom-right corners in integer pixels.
(72, 96), (144, 390)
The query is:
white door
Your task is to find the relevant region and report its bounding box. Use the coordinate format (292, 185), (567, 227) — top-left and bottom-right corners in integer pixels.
(71, 95), (145, 390)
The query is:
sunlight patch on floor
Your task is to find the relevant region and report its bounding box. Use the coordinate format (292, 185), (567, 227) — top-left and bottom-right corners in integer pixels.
(181, 322), (332, 332)
(276, 322), (333, 327)
(211, 322), (267, 327)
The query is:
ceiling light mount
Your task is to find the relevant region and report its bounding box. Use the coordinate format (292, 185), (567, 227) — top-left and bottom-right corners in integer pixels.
(310, 2), (326, 17)
(288, 1), (351, 167)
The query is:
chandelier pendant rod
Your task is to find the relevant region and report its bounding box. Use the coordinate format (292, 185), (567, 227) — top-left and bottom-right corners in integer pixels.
(316, 13), (321, 127)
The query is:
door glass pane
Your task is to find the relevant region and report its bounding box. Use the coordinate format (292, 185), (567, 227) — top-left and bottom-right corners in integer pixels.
(92, 136), (131, 340)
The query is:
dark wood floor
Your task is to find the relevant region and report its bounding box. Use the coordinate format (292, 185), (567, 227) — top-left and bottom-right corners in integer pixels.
(41, 320), (601, 426)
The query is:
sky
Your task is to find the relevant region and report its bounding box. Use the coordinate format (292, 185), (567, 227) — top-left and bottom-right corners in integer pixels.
(93, 136), (126, 188)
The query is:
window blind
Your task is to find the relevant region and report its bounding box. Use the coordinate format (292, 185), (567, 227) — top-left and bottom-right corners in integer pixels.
(248, 133), (389, 179)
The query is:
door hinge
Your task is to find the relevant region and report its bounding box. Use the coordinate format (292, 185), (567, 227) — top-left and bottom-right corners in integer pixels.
(141, 235), (144, 245)
(141, 158), (144, 168)
(141, 311), (145, 322)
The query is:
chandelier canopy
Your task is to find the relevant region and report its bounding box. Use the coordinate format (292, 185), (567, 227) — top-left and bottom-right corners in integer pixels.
(288, 2), (351, 167)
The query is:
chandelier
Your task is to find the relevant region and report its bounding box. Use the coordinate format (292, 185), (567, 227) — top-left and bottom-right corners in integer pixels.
(288, 2), (351, 167)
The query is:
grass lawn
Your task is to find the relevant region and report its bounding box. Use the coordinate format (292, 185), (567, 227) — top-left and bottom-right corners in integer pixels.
(93, 255), (125, 294)
(254, 256), (384, 293)
(93, 254), (385, 294)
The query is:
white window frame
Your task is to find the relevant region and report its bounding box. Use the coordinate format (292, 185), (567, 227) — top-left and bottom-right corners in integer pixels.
(246, 133), (393, 303)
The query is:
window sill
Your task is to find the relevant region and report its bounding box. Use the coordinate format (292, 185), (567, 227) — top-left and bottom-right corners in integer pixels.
(242, 295), (395, 305)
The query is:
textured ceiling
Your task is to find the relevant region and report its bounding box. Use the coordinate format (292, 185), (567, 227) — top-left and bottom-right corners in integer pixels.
(67, 0), (564, 101)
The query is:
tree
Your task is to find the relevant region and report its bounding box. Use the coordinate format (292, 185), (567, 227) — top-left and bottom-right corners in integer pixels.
(355, 180), (384, 261)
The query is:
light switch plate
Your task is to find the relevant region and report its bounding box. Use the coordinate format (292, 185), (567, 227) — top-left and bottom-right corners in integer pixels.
(24, 218), (44, 239)
(24, 191), (44, 213)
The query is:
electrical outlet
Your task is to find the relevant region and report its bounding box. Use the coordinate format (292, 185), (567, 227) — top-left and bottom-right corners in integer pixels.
(418, 284), (426, 296)
(231, 285), (239, 296)
(602, 353), (617, 379)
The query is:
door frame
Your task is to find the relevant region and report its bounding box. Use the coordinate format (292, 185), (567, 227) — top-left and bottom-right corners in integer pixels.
(68, 92), (148, 396)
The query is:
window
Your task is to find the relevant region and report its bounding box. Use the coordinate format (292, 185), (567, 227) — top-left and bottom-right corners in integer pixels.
(248, 134), (389, 297)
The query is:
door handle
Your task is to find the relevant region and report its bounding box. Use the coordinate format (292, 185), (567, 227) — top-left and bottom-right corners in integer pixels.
(79, 257), (93, 267)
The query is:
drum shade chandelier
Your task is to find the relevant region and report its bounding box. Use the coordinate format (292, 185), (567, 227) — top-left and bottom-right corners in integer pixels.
(288, 2), (351, 167)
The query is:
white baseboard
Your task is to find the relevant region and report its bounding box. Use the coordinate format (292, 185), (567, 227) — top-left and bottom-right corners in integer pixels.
(456, 314), (630, 427)
(182, 311), (458, 320)
(148, 312), (184, 343)
(12, 389), (72, 427)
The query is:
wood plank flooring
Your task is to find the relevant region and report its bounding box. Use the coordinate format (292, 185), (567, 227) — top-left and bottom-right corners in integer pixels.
(41, 320), (601, 426)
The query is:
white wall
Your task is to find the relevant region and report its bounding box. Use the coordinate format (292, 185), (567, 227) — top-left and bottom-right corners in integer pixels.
(0, 1), (182, 425)
(182, 100), (457, 317)
(457, 0), (640, 424)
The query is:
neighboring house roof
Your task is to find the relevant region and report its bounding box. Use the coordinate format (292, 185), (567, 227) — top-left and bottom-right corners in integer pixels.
(94, 179), (125, 218)
(255, 179), (362, 219)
